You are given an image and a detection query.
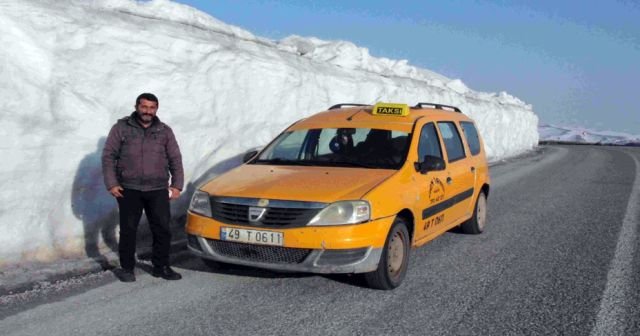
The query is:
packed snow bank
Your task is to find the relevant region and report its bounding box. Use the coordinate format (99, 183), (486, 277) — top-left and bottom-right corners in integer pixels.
(0, 0), (538, 265)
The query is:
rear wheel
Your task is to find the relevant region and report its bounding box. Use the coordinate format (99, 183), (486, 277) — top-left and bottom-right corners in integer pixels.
(461, 192), (487, 234)
(364, 217), (410, 290)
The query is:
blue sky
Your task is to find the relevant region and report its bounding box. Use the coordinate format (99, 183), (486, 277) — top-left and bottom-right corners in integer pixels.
(174, 0), (640, 134)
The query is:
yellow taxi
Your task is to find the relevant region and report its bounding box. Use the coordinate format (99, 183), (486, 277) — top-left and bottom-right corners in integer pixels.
(186, 102), (490, 289)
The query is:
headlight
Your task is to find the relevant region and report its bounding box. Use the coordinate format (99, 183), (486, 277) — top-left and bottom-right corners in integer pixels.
(307, 201), (370, 226)
(189, 190), (212, 217)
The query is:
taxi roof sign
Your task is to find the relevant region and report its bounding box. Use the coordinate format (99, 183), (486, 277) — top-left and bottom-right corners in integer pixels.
(372, 103), (410, 117)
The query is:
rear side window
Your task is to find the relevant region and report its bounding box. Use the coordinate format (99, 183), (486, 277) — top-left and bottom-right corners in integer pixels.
(417, 123), (443, 161)
(437, 122), (466, 162)
(460, 121), (481, 156)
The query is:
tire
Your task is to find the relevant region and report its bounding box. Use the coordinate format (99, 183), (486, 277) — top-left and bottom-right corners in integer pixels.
(364, 217), (410, 290)
(461, 192), (487, 234)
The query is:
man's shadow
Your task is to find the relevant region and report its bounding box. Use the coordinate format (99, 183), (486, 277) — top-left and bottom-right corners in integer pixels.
(71, 137), (118, 270)
(177, 146), (261, 217)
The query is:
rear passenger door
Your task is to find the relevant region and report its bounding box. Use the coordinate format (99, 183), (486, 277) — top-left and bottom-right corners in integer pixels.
(459, 121), (485, 208)
(436, 121), (475, 225)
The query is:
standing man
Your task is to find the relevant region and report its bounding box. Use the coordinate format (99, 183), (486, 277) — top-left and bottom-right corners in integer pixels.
(102, 93), (184, 282)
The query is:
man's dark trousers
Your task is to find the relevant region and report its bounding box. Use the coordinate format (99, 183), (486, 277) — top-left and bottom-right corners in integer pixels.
(117, 188), (171, 270)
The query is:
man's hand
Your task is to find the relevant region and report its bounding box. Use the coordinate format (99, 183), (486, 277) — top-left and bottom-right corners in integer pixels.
(169, 187), (181, 200)
(109, 186), (124, 198)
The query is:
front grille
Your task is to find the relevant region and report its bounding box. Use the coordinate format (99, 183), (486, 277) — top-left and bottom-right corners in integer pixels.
(212, 202), (247, 223)
(210, 197), (323, 228)
(206, 239), (311, 264)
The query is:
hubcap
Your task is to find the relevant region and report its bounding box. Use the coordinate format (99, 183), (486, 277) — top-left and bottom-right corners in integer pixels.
(477, 194), (487, 230)
(387, 230), (405, 277)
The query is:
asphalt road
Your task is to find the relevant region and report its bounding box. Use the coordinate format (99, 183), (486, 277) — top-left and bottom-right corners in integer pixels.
(2, 145), (639, 336)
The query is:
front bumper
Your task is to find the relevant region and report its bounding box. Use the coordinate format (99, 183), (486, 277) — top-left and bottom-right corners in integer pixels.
(185, 211), (394, 274)
(187, 234), (382, 274)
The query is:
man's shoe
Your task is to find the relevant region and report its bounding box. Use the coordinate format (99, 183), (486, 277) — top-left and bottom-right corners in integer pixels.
(117, 268), (136, 282)
(152, 266), (182, 280)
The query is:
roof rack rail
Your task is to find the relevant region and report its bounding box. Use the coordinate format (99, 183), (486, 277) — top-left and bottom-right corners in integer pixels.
(413, 102), (462, 113)
(329, 103), (371, 110)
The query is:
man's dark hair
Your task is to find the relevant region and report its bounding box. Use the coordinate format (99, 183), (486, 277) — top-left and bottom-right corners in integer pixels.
(136, 93), (159, 106)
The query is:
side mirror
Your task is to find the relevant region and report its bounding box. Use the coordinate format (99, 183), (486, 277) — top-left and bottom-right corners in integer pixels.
(414, 155), (445, 174)
(242, 150), (259, 163)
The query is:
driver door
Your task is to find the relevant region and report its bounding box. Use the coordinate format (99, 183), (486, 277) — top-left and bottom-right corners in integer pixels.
(413, 122), (450, 243)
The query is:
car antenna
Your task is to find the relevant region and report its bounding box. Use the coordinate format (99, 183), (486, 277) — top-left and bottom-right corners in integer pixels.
(328, 103), (371, 121)
(329, 103), (371, 121)
(347, 109), (364, 121)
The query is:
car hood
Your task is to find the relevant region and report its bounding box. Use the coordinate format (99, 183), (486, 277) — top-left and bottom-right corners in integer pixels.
(200, 164), (396, 203)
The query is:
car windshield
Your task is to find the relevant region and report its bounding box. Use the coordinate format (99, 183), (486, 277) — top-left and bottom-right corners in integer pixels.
(253, 128), (411, 169)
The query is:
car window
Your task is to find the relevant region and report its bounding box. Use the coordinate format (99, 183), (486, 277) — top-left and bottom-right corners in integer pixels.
(318, 128), (370, 156)
(437, 122), (466, 162)
(255, 128), (411, 169)
(265, 130), (307, 160)
(460, 121), (481, 156)
(417, 123), (443, 162)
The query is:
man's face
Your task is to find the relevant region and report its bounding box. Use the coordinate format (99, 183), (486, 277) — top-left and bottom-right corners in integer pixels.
(135, 98), (158, 123)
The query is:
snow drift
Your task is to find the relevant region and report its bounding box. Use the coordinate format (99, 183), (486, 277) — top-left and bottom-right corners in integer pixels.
(0, 0), (538, 265)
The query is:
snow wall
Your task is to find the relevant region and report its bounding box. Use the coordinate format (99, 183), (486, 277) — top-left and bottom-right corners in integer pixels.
(0, 0), (538, 265)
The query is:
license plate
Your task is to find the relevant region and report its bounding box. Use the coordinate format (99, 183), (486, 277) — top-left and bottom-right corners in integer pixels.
(220, 227), (284, 246)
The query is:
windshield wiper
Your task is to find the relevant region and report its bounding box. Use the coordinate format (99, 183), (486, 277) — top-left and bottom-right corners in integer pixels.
(254, 158), (315, 166)
(326, 160), (378, 169)
(255, 158), (381, 169)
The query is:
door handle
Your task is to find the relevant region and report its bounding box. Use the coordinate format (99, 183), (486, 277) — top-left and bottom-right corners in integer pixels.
(471, 166), (476, 172)
(446, 177), (453, 185)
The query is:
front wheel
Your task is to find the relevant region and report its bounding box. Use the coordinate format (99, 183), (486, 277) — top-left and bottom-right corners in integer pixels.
(460, 192), (487, 234)
(364, 217), (410, 290)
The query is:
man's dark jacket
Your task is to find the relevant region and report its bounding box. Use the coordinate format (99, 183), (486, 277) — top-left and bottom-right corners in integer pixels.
(102, 112), (184, 192)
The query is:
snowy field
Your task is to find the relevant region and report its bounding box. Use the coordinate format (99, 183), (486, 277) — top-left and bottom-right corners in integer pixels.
(539, 124), (640, 145)
(0, 0), (538, 265)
